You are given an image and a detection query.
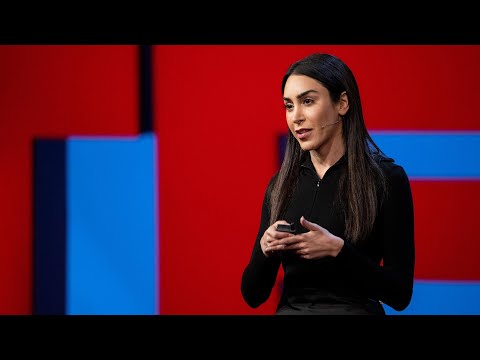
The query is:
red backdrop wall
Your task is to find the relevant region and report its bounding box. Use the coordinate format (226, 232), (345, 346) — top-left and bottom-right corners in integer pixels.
(154, 45), (480, 314)
(1, 45), (479, 315)
(0, 45), (138, 314)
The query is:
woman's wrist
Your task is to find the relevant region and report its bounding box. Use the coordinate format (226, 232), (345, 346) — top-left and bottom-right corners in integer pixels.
(331, 236), (345, 257)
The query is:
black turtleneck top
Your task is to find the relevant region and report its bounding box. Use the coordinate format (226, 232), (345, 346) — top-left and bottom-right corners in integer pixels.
(241, 153), (415, 314)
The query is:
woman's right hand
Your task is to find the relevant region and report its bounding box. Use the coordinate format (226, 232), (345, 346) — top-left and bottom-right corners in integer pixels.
(261, 220), (294, 257)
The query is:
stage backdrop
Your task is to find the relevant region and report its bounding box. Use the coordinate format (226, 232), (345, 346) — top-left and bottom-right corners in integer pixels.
(0, 45), (479, 314)
(154, 45), (480, 315)
(0, 45), (138, 314)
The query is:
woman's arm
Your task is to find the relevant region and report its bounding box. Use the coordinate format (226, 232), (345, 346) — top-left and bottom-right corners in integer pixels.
(335, 164), (415, 310)
(241, 177), (281, 308)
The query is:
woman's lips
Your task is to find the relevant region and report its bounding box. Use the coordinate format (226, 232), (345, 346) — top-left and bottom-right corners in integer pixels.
(296, 129), (312, 140)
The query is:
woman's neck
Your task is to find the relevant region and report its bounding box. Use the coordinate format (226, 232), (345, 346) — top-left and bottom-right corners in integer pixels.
(309, 134), (345, 178)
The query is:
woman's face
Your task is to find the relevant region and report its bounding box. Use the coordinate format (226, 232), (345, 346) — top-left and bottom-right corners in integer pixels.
(283, 74), (347, 152)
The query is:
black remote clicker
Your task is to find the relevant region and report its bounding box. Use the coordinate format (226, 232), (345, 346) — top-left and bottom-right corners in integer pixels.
(275, 222), (296, 234)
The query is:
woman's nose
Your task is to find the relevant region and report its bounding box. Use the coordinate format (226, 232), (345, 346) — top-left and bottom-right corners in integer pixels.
(290, 108), (304, 124)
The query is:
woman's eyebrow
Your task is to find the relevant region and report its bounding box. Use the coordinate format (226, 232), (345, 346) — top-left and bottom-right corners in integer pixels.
(283, 89), (319, 102)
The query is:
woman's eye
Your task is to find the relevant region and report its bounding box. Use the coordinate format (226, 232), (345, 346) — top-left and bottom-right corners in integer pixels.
(284, 103), (293, 111)
(303, 98), (313, 105)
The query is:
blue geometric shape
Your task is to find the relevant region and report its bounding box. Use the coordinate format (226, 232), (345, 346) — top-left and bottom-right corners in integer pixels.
(67, 133), (157, 314)
(33, 139), (67, 315)
(370, 131), (480, 179)
(278, 132), (480, 179)
(384, 280), (480, 315)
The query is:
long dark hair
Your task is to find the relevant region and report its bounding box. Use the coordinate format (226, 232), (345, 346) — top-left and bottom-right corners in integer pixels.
(269, 53), (387, 244)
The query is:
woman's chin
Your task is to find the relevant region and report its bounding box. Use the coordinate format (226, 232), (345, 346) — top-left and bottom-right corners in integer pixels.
(298, 142), (315, 152)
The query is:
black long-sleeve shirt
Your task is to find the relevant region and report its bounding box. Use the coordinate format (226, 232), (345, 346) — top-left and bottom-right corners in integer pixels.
(241, 153), (415, 314)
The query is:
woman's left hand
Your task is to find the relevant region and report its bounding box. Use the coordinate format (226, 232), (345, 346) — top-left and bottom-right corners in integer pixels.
(268, 216), (345, 259)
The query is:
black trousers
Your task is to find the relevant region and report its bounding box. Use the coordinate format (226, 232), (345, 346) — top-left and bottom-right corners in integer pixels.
(276, 293), (386, 315)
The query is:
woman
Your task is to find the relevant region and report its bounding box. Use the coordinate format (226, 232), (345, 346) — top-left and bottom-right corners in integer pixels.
(241, 53), (415, 315)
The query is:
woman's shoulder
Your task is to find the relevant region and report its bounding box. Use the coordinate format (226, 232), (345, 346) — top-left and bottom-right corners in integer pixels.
(266, 171), (279, 190)
(374, 153), (407, 177)
(374, 153), (409, 180)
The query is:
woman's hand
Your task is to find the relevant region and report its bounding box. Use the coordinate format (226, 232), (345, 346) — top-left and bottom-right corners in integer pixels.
(268, 216), (344, 259)
(261, 220), (294, 257)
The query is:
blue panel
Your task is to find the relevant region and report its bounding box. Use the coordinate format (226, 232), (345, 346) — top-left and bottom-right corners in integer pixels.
(278, 133), (288, 168)
(67, 133), (157, 314)
(384, 280), (480, 315)
(370, 131), (480, 179)
(33, 139), (67, 315)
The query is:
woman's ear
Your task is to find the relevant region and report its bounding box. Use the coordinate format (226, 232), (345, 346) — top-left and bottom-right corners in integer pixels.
(338, 91), (349, 116)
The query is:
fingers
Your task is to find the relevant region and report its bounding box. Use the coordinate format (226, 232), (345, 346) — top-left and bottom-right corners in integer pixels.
(262, 225), (288, 256)
(264, 232), (293, 249)
(300, 216), (321, 231)
(264, 219), (312, 255)
(264, 218), (334, 260)
(269, 233), (299, 248)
